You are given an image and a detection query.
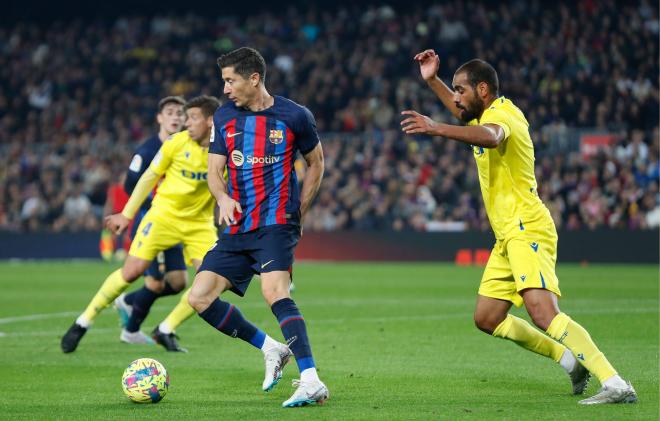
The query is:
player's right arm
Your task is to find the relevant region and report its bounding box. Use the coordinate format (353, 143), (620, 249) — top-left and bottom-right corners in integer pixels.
(105, 169), (161, 234)
(105, 142), (173, 234)
(414, 49), (462, 120)
(208, 153), (241, 226)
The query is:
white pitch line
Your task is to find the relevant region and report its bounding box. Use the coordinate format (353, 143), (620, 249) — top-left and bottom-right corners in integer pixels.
(0, 311), (80, 325)
(2, 327), (115, 338)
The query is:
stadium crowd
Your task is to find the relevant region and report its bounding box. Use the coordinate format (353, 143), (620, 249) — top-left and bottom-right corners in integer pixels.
(0, 0), (658, 233)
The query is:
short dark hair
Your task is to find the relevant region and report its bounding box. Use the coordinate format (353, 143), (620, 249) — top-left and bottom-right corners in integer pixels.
(184, 95), (221, 118)
(158, 96), (186, 113)
(455, 59), (499, 97)
(216, 47), (267, 83)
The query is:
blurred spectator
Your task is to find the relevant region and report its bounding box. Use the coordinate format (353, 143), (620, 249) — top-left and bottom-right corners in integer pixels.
(0, 1), (658, 233)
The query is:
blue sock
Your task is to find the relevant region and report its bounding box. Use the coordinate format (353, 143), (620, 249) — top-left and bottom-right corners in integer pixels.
(125, 284), (178, 332)
(271, 298), (315, 372)
(198, 298), (265, 349)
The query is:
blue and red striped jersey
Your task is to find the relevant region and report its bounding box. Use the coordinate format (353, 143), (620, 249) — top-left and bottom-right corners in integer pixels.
(209, 96), (320, 234)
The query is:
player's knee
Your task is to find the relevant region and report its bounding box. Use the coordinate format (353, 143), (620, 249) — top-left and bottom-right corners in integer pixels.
(522, 289), (559, 330)
(528, 311), (555, 331)
(164, 270), (188, 292)
(260, 281), (290, 306)
(525, 301), (556, 330)
(121, 263), (146, 282)
(473, 312), (498, 334)
(145, 276), (165, 293)
(187, 288), (210, 312)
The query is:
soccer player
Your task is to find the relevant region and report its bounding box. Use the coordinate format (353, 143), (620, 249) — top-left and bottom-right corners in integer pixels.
(401, 49), (637, 405)
(113, 96), (191, 348)
(61, 95), (221, 353)
(187, 47), (329, 407)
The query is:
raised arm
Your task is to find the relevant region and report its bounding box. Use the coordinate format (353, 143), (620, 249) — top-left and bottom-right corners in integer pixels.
(414, 49), (462, 120)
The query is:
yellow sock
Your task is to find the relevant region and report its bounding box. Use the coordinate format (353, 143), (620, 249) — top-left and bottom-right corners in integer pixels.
(160, 289), (196, 333)
(546, 312), (617, 383)
(80, 269), (131, 325)
(493, 314), (565, 361)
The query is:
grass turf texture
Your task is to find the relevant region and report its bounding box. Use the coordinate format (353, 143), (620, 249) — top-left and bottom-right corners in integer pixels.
(0, 261), (657, 420)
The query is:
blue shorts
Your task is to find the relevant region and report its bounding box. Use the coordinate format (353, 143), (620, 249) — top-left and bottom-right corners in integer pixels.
(198, 224), (300, 297)
(144, 245), (187, 280)
(132, 208), (186, 280)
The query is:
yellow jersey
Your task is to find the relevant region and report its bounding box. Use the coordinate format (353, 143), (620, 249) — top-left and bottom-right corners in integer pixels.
(468, 97), (553, 239)
(149, 130), (214, 221)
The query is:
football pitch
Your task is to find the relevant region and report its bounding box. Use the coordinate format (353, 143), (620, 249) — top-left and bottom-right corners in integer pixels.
(0, 261), (657, 420)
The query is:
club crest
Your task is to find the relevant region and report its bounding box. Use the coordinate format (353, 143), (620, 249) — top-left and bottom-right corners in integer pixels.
(269, 129), (284, 145)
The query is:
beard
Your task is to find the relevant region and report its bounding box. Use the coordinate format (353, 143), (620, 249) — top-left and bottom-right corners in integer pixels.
(457, 97), (484, 123)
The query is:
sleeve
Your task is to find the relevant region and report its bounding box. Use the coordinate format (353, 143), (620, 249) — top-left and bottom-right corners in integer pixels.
(150, 139), (175, 175)
(121, 168), (161, 220)
(123, 153), (145, 194)
(479, 108), (511, 141)
(295, 106), (320, 155)
(209, 118), (228, 156)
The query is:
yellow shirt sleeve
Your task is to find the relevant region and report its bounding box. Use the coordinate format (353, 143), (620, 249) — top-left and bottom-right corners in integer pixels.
(479, 107), (511, 141)
(150, 139), (175, 175)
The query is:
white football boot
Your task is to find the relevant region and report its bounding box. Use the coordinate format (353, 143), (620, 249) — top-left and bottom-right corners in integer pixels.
(262, 343), (292, 391)
(282, 379), (329, 407)
(579, 381), (638, 404)
(120, 329), (155, 345)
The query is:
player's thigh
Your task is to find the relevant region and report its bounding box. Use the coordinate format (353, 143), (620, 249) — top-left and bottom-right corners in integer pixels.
(197, 244), (256, 298)
(181, 221), (218, 262)
(478, 242), (521, 306)
(250, 225), (299, 303)
(252, 224), (299, 274)
(129, 214), (180, 262)
(506, 235), (561, 298)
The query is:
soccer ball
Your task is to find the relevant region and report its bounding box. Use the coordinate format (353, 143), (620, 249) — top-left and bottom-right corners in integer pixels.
(121, 358), (169, 403)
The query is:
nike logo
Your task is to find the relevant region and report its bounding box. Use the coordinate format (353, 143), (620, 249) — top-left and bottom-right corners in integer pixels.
(261, 259), (275, 269)
(227, 132), (242, 138)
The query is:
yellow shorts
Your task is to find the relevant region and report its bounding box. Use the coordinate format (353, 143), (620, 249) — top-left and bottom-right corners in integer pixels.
(129, 209), (217, 264)
(478, 223), (561, 307)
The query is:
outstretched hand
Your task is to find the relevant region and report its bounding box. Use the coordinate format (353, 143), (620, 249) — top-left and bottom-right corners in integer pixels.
(105, 213), (130, 235)
(400, 110), (439, 135)
(414, 49), (440, 81)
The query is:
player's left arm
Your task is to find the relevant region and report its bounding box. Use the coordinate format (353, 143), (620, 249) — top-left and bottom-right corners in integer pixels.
(299, 142), (324, 221)
(296, 106), (324, 222)
(400, 110), (505, 148)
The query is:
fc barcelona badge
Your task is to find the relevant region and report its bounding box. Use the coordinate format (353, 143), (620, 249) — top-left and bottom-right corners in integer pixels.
(269, 129), (284, 145)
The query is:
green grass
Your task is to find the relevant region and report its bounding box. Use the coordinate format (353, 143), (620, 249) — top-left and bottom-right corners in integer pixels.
(0, 261), (657, 420)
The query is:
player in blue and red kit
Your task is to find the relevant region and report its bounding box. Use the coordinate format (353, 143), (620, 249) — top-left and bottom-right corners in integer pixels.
(188, 47), (328, 408)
